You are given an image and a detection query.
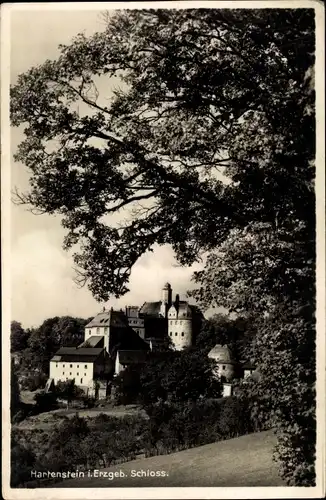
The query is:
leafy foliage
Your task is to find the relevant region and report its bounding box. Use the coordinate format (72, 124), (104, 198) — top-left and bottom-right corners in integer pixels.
(11, 360), (21, 420)
(55, 379), (85, 407)
(197, 313), (257, 361)
(11, 437), (36, 487)
(11, 9), (314, 300)
(114, 348), (222, 405)
(19, 316), (87, 374)
(11, 321), (30, 352)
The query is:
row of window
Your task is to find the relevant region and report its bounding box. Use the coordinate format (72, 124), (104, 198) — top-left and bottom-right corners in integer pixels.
(62, 372), (87, 377)
(169, 313), (188, 318)
(56, 363), (88, 369)
(91, 327), (109, 335)
(129, 320), (143, 325)
(169, 332), (185, 337)
(169, 320), (188, 324)
(60, 377), (84, 384)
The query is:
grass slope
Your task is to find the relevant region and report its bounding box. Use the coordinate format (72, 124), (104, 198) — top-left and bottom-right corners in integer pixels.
(55, 430), (284, 488)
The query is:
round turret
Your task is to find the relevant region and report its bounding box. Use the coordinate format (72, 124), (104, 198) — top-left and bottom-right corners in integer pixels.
(208, 344), (236, 381)
(168, 303), (193, 350)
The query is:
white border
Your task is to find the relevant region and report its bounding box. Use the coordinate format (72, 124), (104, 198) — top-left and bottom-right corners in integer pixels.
(1, 2), (325, 499)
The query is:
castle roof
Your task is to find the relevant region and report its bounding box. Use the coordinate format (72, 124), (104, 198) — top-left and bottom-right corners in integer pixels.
(139, 301), (162, 317)
(208, 344), (236, 364)
(139, 300), (201, 318)
(86, 310), (128, 328)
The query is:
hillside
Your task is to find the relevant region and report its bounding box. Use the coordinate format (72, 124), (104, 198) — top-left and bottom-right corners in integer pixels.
(55, 430), (284, 488)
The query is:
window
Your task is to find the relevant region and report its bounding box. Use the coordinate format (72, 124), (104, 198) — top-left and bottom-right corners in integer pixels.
(77, 365), (79, 368)
(62, 372), (65, 375)
(169, 332), (172, 336)
(63, 364), (65, 368)
(84, 373), (87, 376)
(222, 365), (226, 370)
(175, 320), (178, 324)
(70, 372), (72, 376)
(66, 377), (68, 380)
(175, 332), (177, 336)
(96, 327), (100, 334)
(80, 378), (83, 384)
(56, 363), (58, 368)
(104, 327), (108, 334)
(77, 372), (79, 376)
(89, 330), (91, 334)
(70, 364), (72, 368)
(84, 364), (87, 369)
(181, 332), (184, 337)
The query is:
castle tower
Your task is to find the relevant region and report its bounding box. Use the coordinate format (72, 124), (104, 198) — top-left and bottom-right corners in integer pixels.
(167, 301), (193, 350)
(160, 282), (172, 318)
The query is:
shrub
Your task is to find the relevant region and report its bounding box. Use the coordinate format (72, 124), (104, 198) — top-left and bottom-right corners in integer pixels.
(20, 372), (47, 391)
(33, 391), (58, 413)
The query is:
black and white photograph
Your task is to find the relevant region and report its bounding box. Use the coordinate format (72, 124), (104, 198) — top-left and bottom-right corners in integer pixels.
(1, 1), (325, 498)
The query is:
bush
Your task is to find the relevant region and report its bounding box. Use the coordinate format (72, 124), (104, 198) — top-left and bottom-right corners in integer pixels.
(143, 396), (254, 455)
(33, 391), (58, 413)
(20, 372), (47, 391)
(11, 437), (36, 487)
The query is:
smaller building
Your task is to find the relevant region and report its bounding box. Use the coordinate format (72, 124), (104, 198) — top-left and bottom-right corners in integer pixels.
(49, 346), (112, 394)
(208, 344), (237, 382)
(241, 361), (256, 379)
(115, 350), (147, 375)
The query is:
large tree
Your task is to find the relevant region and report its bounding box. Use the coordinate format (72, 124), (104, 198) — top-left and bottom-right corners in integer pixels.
(25, 316), (87, 373)
(11, 321), (30, 352)
(11, 9), (316, 485)
(11, 9), (314, 299)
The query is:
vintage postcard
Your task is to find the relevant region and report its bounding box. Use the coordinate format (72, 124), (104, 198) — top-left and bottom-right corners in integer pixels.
(1, 1), (325, 499)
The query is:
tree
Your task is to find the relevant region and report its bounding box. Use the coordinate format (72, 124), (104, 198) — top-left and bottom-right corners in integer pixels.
(139, 349), (222, 405)
(11, 9), (315, 485)
(11, 321), (30, 352)
(56, 379), (84, 408)
(196, 313), (257, 361)
(11, 437), (36, 487)
(11, 9), (314, 300)
(26, 316), (87, 373)
(11, 360), (21, 420)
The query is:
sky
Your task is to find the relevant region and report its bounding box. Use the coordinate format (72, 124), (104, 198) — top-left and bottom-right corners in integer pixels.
(9, 8), (207, 328)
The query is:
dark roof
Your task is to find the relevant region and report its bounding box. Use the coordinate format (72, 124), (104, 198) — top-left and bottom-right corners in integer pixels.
(86, 310), (128, 328)
(140, 300), (203, 319)
(109, 324), (150, 354)
(51, 347), (104, 363)
(139, 301), (162, 317)
(79, 336), (104, 348)
(117, 350), (147, 365)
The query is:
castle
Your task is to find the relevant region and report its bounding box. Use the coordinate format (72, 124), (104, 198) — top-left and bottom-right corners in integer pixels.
(48, 283), (203, 397)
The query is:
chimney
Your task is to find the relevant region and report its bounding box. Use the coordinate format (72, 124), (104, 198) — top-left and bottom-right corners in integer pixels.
(175, 294), (180, 312)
